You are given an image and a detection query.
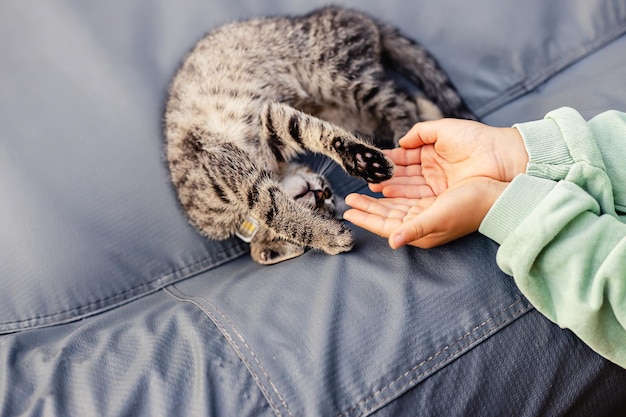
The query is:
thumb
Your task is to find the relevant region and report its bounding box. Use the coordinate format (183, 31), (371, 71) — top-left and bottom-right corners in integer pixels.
(389, 223), (424, 249)
(388, 209), (441, 249)
(389, 179), (499, 249)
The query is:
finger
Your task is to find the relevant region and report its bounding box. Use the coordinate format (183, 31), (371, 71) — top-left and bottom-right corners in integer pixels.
(343, 208), (387, 236)
(389, 214), (436, 249)
(342, 208), (403, 238)
(388, 198), (450, 249)
(389, 164), (423, 178)
(344, 193), (382, 214)
(344, 194), (409, 219)
(369, 173), (426, 194)
(383, 147), (422, 166)
(388, 220), (424, 249)
(404, 230), (451, 249)
(368, 165), (424, 193)
(394, 197), (434, 223)
(397, 120), (443, 149)
(389, 181), (490, 249)
(381, 184), (435, 199)
(372, 197), (423, 212)
(368, 182), (384, 193)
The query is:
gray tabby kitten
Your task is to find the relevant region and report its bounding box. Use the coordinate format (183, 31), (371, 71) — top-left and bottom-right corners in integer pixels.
(165, 6), (475, 265)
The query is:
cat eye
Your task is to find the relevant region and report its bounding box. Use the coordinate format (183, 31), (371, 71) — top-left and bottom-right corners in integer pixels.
(322, 187), (332, 200)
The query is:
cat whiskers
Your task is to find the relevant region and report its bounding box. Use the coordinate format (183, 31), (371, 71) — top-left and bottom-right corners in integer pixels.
(311, 157), (337, 178)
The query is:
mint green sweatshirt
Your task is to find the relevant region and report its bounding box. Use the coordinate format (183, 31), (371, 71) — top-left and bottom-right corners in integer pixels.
(479, 107), (626, 368)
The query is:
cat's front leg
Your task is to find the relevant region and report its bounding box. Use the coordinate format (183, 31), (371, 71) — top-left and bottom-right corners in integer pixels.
(248, 174), (354, 262)
(249, 215), (353, 265)
(261, 101), (394, 183)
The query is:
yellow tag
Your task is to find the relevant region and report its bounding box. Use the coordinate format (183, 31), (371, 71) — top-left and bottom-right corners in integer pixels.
(235, 216), (259, 243)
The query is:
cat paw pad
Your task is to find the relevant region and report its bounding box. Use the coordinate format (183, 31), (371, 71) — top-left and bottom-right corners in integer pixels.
(342, 142), (394, 183)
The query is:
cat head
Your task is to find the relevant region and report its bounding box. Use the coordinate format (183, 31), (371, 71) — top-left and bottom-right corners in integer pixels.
(280, 164), (336, 217)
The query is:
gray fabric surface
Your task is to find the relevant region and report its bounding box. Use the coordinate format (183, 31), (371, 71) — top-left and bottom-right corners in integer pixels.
(2, 0), (626, 416)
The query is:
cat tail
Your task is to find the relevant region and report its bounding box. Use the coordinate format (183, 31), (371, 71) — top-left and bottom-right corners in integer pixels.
(378, 24), (478, 121)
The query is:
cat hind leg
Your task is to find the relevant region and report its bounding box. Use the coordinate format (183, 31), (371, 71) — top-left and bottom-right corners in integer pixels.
(250, 237), (305, 265)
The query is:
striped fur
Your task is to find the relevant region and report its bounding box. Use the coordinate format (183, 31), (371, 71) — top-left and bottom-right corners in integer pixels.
(164, 6), (475, 264)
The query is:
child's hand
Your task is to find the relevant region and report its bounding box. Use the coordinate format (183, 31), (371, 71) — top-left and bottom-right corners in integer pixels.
(344, 118), (527, 248)
(345, 178), (507, 248)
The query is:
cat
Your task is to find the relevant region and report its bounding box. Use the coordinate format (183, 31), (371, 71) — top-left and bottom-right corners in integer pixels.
(164, 6), (476, 265)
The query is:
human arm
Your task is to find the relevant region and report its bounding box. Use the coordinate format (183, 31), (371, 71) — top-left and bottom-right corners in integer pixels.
(345, 108), (626, 367)
(479, 108), (626, 367)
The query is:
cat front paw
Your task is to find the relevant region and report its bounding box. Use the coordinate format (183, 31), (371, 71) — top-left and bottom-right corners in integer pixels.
(250, 219), (353, 264)
(333, 138), (394, 183)
(321, 222), (354, 255)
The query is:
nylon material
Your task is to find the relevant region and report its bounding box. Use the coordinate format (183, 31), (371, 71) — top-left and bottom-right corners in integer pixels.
(2, 0), (626, 414)
(172, 229), (530, 416)
(0, 240), (246, 333)
(483, 33), (626, 126)
(369, 310), (626, 417)
(391, 0), (626, 117)
(0, 1), (253, 332)
(474, 18), (626, 117)
(2, 0), (624, 332)
(3, 282), (623, 417)
(0, 291), (273, 417)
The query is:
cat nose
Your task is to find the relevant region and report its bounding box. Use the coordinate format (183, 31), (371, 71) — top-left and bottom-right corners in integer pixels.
(313, 190), (324, 207)
(313, 187), (332, 208)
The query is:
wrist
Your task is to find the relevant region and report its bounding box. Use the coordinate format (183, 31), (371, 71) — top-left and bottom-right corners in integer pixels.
(482, 179), (509, 219)
(479, 175), (555, 244)
(500, 127), (529, 181)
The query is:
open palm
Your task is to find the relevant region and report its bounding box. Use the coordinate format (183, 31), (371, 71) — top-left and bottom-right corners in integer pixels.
(344, 118), (527, 248)
(370, 119), (526, 198)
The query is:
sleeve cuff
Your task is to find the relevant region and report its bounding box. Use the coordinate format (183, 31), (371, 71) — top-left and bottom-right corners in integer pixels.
(513, 108), (578, 180)
(479, 175), (556, 244)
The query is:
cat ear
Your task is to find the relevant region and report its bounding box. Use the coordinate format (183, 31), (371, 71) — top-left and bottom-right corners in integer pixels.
(250, 239), (306, 265)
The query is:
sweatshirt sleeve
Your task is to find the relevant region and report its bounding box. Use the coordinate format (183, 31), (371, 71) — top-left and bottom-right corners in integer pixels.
(479, 108), (626, 368)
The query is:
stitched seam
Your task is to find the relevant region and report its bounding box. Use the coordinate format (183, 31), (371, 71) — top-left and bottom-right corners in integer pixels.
(165, 285), (294, 417)
(359, 301), (531, 416)
(164, 286), (282, 416)
(337, 299), (532, 417)
(191, 291), (296, 417)
(1, 245), (246, 331)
